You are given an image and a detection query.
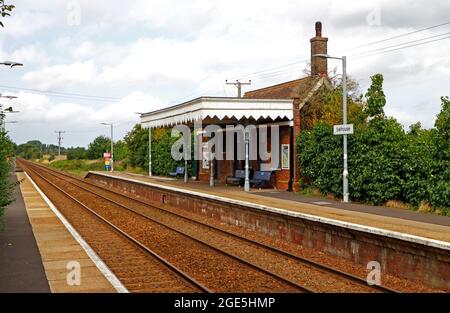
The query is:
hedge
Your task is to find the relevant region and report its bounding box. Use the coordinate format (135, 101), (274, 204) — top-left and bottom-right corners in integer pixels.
(297, 115), (449, 213)
(124, 125), (195, 177)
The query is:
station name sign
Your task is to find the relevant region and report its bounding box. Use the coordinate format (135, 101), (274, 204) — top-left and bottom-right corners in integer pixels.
(333, 124), (354, 135)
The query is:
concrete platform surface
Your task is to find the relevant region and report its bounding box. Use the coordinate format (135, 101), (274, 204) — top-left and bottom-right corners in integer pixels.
(96, 171), (450, 244)
(0, 174), (50, 293)
(16, 172), (119, 293)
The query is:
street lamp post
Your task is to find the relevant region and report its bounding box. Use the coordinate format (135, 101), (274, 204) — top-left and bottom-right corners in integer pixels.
(136, 112), (152, 177)
(244, 131), (250, 192)
(0, 94), (18, 100)
(101, 122), (114, 172)
(313, 53), (349, 203)
(0, 106), (20, 133)
(0, 60), (23, 133)
(0, 61), (23, 68)
(3, 120), (17, 132)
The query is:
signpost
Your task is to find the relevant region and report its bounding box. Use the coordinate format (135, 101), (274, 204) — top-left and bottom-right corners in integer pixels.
(103, 152), (112, 171)
(333, 123), (354, 203)
(333, 124), (354, 135)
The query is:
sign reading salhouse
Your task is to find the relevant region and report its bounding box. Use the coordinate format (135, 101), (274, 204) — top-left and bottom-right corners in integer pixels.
(333, 124), (354, 135)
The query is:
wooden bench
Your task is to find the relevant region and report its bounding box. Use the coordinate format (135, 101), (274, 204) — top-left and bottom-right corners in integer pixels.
(226, 169), (246, 186)
(250, 171), (273, 189)
(169, 166), (185, 178)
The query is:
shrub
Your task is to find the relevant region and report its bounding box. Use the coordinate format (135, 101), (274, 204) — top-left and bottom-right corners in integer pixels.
(297, 117), (407, 205)
(124, 125), (195, 176)
(0, 131), (15, 217)
(297, 75), (449, 212)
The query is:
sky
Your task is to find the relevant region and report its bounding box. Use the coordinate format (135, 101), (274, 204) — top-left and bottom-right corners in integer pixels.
(1, 0), (449, 147)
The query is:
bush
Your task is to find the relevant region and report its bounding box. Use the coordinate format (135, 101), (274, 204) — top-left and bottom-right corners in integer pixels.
(297, 75), (449, 212)
(297, 123), (342, 195)
(349, 117), (406, 205)
(67, 147), (88, 160)
(87, 136), (111, 160)
(49, 159), (105, 174)
(297, 117), (407, 205)
(0, 131), (15, 217)
(124, 125), (195, 176)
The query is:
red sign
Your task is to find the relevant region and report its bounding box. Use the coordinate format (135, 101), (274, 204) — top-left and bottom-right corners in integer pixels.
(103, 152), (111, 159)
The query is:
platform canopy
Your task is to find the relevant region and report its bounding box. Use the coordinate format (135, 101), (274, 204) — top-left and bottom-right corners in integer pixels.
(140, 97), (294, 128)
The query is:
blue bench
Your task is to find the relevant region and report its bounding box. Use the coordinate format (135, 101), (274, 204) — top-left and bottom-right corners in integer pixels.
(226, 169), (246, 186)
(169, 166), (185, 178)
(250, 171), (273, 189)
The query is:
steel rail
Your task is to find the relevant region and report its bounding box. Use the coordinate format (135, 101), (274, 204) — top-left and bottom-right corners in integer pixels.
(24, 159), (399, 292)
(20, 161), (212, 293)
(22, 160), (313, 293)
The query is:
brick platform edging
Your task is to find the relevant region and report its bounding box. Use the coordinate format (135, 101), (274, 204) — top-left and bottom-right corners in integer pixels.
(26, 172), (129, 293)
(87, 172), (450, 291)
(87, 171), (450, 251)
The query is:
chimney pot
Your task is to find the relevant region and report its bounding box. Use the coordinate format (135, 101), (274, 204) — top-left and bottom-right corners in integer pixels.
(315, 21), (322, 37)
(310, 21), (328, 77)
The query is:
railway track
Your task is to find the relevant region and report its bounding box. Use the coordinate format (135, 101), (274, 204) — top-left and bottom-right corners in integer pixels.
(20, 158), (396, 292)
(19, 158), (396, 292)
(22, 161), (397, 292)
(20, 159), (312, 293)
(19, 160), (210, 293)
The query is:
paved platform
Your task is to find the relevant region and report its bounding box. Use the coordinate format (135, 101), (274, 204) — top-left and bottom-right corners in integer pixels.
(14, 172), (121, 293)
(0, 174), (50, 293)
(95, 171), (450, 244)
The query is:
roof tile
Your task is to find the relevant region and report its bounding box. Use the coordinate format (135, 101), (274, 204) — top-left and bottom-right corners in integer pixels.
(243, 76), (319, 100)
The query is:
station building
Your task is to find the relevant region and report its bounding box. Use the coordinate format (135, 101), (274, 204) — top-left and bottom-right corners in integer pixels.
(140, 22), (332, 192)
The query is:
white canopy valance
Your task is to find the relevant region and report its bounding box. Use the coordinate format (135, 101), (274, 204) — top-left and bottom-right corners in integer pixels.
(140, 97), (294, 128)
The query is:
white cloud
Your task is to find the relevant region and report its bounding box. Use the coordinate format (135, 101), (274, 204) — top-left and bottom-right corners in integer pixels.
(2, 9), (56, 38)
(12, 90), (165, 125)
(22, 60), (97, 90)
(9, 44), (49, 66)
(3, 0), (450, 146)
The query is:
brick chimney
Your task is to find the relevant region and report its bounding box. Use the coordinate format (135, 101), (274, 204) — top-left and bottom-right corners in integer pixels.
(310, 21), (328, 77)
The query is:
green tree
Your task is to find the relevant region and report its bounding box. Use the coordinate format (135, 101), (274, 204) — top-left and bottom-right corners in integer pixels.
(427, 97), (450, 211)
(364, 74), (386, 118)
(113, 140), (129, 162)
(319, 76), (367, 127)
(350, 117), (407, 204)
(0, 0), (14, 28)
(435, 96), (450, 141)
(16, 140), (43, 159)
(0, 129), (15, 217)
(297, 74), (449, 213)
(124, 124), (195, 176)
(403, 125), (435, 207)
(124, 125), (148, 168)
(87, 136), (111, 160)
(67, 147), (88, 160)
(0, 0), (16, 217)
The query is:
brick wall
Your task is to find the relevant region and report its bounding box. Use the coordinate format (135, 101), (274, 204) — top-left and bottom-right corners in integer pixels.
(88, 172), (450, 292)
(196, 124), (294, 190)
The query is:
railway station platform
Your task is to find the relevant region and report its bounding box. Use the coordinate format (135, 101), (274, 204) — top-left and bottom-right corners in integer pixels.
(86, 171), (450, 291)
(0, 174), (49, 293)
(90, 171), (450, 243)
(0, 171), (123, 293)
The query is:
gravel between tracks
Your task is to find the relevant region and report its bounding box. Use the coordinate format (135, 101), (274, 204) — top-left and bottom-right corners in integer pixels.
(24, 162), (303, 293)
(25, 161), (442, 292)
(24, 166), (202, 293)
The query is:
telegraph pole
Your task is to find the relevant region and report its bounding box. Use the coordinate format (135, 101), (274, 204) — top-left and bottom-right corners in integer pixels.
(226, 80), (252, 98)
(55, 131), (65, 157)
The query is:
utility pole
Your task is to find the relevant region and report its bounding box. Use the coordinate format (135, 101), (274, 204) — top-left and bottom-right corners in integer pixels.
(226, 80), (252, 98)
(55, 131), (65, 157)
